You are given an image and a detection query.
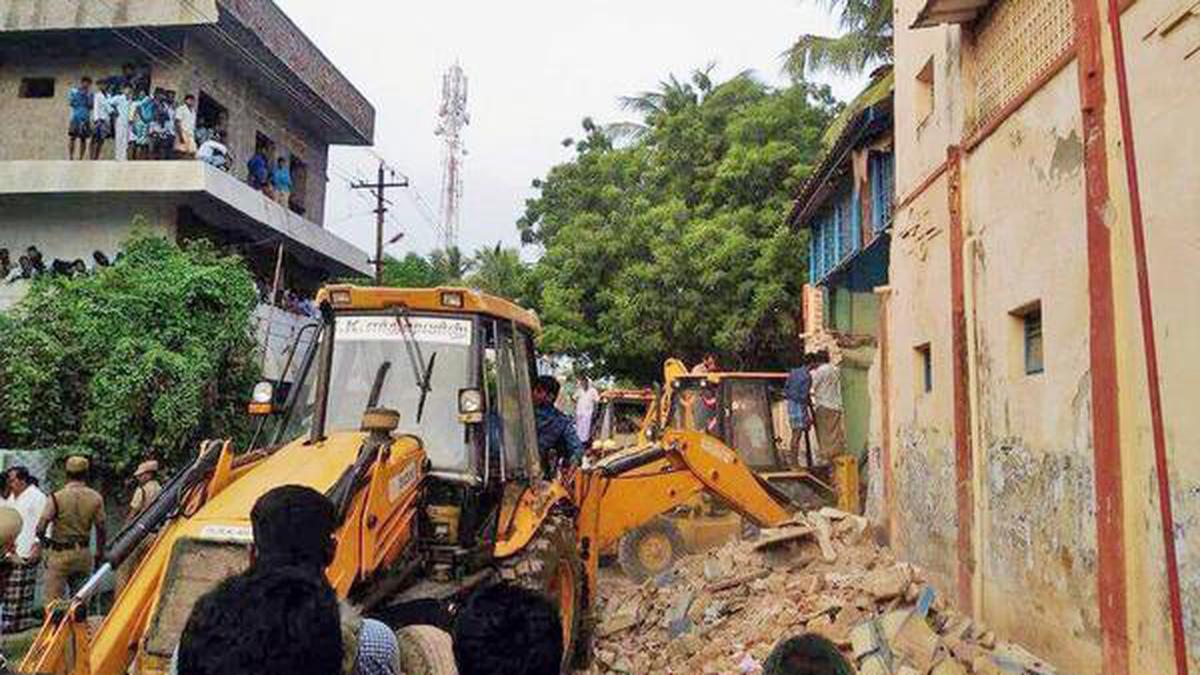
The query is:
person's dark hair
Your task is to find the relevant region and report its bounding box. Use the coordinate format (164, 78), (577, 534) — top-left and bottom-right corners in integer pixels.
(6, 466), (35, 488)
(817, 350), (832, 365)
(0, 248), (9, 262)
(452, 584), (562, 675)
(534, 375), (561, 401)
(250, 485), (337, 570)
(81, 76), (92, 85)
(65, 468), (88, 482)
(185, 94), (196, 103)
(277, 157), (287, 165)
(178, 566), (343, 675)
(92, 250), (111, 267)
(762, 634), (853, 675)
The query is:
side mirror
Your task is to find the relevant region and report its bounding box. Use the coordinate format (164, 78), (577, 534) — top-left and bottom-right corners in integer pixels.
(247, 381), (275, 416)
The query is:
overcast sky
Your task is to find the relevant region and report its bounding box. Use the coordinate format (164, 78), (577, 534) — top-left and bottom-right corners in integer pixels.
(275, 0), (865, 259)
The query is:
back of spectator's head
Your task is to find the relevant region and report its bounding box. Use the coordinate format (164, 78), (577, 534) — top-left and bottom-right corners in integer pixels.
(453, 584), (562, 675)
(93, 250), (111, 267)
(277, 156), (287, 165)
(17, 256), (32, 275)
(72, 259), (87, 275)
(50, 259), (72, 276)
(250, 485), (337, 571)
(80, 76), (92, 86)
(185, 93), (196, 104)
(177, 566), (343, 675)
(762, 634), (853, 675)
(533, 375), (561, 403)
(0, 248), (9, 263)
(25, 245), (40, 260)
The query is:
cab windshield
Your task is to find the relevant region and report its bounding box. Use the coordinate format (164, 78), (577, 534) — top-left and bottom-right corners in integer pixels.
(283, 313), (476, 473)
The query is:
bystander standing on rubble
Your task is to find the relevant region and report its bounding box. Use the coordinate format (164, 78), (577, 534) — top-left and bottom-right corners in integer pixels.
(34, 455), (107, 601)
(67, 76), (94, 160)
(785, 354), (815, 468)
(1, 467), (46, 633)
(810, 351), (845, 461)
(574, 375), (599, 447)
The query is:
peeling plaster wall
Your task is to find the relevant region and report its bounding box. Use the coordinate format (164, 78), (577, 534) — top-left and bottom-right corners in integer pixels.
(958, 62), (1101, 672)
(891, 0), (1200, 671)
(1116, 1), (1200, 672)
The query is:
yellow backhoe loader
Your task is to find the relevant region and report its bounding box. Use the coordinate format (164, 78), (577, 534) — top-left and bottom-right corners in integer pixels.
(602, 360), (849, 581)
(17, 286), (806, 675)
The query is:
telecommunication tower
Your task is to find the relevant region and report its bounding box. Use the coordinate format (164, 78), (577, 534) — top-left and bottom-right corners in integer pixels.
(435, 63), (469, 250)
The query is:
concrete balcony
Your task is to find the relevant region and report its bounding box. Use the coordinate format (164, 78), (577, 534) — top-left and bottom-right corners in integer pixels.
(0, 160), (371, 278)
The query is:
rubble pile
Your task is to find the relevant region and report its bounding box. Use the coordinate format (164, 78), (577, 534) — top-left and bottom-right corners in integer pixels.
(588, 508), (1059, 675)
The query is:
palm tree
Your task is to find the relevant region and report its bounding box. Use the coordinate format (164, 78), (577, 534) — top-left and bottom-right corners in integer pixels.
(784, 0), (893, 79)
(468, 243), (527, 302)
(429, 246), (473, 284)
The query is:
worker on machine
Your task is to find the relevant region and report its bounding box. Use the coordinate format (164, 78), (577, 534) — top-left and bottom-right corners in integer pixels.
(34, 455), (107, 601)
(532, 375), (584, 477)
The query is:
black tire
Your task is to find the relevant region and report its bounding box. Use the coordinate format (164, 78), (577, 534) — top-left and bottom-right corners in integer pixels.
(495, 509), (584, 672)
(395, 625), (457, 675)
(618, 517), (687, 582)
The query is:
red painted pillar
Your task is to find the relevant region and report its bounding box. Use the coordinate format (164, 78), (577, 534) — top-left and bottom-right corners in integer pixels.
(946, 145), (974, 615)
(1072, 0), (1129, 672)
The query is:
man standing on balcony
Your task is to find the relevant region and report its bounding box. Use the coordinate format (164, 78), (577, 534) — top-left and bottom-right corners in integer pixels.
(89, 81), (111, 160)
(67, 76), (93, 160)
(175, 94), (197, 159)
(110, 83), (133, 161)
(272, 157), (292, 208)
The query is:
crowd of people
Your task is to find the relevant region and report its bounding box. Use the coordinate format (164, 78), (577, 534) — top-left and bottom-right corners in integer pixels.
(65, 69), (297, 211)
(1, 246), (114, 284)
(65, 67), (212, 163)
(254, 279), (319, 318)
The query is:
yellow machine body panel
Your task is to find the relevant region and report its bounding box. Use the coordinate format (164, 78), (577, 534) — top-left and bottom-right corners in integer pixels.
(46, 431), (425, 675)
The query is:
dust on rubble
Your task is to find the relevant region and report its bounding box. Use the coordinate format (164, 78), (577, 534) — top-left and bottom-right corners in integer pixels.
(584, 508), (1061, 675)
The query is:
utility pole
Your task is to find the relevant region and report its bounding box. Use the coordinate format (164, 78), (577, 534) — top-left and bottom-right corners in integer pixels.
(351, 160), (408, 284)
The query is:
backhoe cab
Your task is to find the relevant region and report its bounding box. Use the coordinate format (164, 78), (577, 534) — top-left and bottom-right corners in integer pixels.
(20, 286), (586, 675)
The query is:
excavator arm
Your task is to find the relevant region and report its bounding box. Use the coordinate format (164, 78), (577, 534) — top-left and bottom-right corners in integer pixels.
(573, 429), (795, 597)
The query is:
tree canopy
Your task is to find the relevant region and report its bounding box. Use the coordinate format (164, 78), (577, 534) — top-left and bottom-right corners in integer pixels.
(784, 0), (893, 79)
(519, 70), (838, 381)
(0, 234), (261, 478)
(381, 244), (532, 307)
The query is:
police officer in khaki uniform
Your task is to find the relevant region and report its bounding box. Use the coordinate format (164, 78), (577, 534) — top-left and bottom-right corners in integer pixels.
(115, 459), (162, 592)
(34, 456), (107, 601)
(128, 460), (162, 517)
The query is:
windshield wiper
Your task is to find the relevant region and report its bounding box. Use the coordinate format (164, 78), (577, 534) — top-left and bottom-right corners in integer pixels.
(393, 310), (437, 424)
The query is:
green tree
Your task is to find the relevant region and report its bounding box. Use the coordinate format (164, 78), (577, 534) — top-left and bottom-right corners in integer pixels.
(520, 70), (837, 381)
(381, 252), (444, 287)
(429, 246), (473, 284)
(467, 244), (530, 304)
(784, 0), (893, 79)
(0, 233), (261, 480)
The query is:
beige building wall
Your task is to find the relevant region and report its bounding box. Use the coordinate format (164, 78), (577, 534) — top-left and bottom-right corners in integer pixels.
(889, 0), (1200, 672)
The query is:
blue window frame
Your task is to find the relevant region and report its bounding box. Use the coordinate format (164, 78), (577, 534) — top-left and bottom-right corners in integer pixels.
(870, 151), (895, 233)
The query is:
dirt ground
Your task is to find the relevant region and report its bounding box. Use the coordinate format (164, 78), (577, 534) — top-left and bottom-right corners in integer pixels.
(584, 509), (1062, 675)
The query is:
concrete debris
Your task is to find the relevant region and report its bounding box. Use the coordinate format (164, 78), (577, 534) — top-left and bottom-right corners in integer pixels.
(586, 509), (1062, 675)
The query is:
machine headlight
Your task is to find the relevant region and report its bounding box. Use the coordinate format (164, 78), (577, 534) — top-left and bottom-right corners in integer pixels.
(440, 291), (464, 308)
(330, 289), (352, 306)
(459, 388), (483, 414)
(252, 381), (275, 404)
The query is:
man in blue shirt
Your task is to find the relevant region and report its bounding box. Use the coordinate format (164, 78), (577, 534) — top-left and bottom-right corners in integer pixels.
(271, 157), (292, 208)
(67, 77), (94, 160)
(785, 354), (815, 468)
(247, 150), (269, 192)
(533, 375), (583, 476)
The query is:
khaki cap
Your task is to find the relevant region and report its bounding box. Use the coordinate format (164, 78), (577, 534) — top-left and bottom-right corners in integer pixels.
(0, 506), (22, 547)
(135, 460), (159, 477)
(65, 455), (90, 473)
